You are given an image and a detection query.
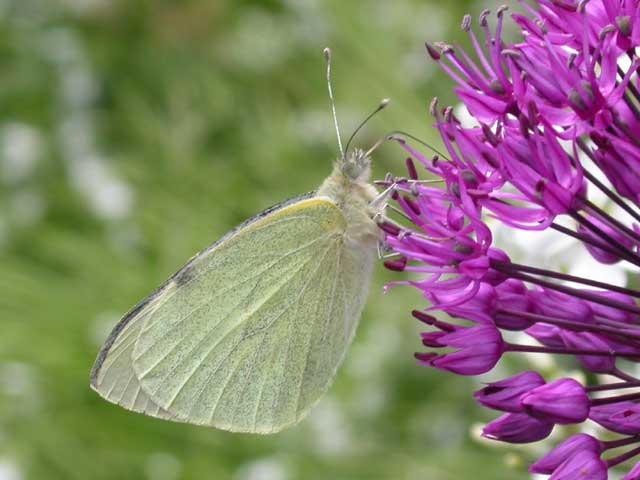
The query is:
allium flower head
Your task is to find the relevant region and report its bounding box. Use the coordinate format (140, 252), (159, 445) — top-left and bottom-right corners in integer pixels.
(381, 1), (640, 477)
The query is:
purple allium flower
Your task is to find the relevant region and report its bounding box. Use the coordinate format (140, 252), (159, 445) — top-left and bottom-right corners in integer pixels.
(548, 451), (608, 480)
(482, 412), (554, 444)
(590, 402), (640, 436)
(521, 378), (590, 424)
(578, 213), (636, 264)
(624, 462), (640, 480)
(530, 434), (604, 475)
(481, 411), (555, 444)
(474, 370), (544, 413)
(381, 0), (640, 477)
(414, 313), (504, 375)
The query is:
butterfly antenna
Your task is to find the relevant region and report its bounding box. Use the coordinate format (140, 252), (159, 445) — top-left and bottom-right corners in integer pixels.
(345, 98), (390, 156)
(364, 135), (388, 158)
(323, 48), (345, 161)
(386, 130), (450, 161)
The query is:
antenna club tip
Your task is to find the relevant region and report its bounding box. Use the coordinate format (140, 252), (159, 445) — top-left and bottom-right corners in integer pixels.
(323, 47), (331, 59)
(380, 98), (391, 108)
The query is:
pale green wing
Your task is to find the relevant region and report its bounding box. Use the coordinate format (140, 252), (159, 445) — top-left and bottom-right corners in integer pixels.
(90, 193), (316, 420)
(90, 290), (174, 419)
(92, 195), (374, 433)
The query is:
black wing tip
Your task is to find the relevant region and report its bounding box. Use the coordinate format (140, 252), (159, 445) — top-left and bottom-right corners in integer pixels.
(89, 355), (103, 389)
(88, 286), (160, 391)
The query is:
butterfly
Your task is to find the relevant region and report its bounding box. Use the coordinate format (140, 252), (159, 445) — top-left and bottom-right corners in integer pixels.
(90, 48), (390, 433)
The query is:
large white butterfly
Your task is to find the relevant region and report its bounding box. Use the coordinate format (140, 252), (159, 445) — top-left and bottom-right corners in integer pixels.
(91, 48), (389, 433)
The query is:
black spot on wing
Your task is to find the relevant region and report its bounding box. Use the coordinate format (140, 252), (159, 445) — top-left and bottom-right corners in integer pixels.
(90, 191), (316, 388)
(172, 263), (195, 288)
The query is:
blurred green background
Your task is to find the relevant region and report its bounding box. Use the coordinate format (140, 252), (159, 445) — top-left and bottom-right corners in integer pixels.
(0, 0), (531, 479)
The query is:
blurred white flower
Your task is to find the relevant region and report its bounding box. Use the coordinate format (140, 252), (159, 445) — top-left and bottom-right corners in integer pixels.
(59, 65), (100, 108)
(346, 322), (400, 378)
(307, 396), (352, 457)
(0, 362), (37, 398)
(235, 457), (287, 480)
(0, 123), (42, 185)
(8, 189), (45, 227)
(0, 460), (21, 480)
(145, 453), (181, 480)
(66, 153), (133, 220)
(223, 10), (292, 71)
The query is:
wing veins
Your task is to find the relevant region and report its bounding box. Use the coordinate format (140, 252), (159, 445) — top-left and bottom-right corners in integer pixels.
(207, 356), (245, 423)
(137, 277), (262, 383)
(192, 240), (335, 427)
(294, 243), (342, 418)
(105, 377), (119, 397)
(299, 248), (346, 412)
(131, 384), (141, 407)
(116, 372), (135, 403)
(156, 278), (265, 406)
(99, 333), (138, 375)
(250, 356), (271, 430)
(321, 252), (344, 345)
(269, 241), (336, 425)
(338, 274), (350, 341)
(151, 236), (336, 411)
(138, 233), (328, 341)
(140, 213), (329, 328)
(229, 312), (274, 429)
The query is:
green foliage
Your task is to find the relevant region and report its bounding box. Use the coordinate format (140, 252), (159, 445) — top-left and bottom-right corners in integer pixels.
(0, 0), (529, 478)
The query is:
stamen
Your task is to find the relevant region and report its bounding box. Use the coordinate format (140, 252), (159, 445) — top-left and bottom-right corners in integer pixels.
(406, 157), (418, 180)
(606, 446), (640, 468)
(568, 210), (640, 267)
(496, 308), (640, 343)
(590, 392), (640, 407)
(586, 382), (640, 393)
(618, 63), (640, 106)
(582, 198), (640, 245)
(384, 256), (407, 272)
(577, 138), (640, 223)
(505, 343), (640, 360)
(493, 260), (640, 299)
(601, 436), (640, 450)
(490, 265), (640, 315)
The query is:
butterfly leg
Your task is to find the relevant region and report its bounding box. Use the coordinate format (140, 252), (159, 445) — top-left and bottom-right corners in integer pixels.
(368, 181), (404, 261)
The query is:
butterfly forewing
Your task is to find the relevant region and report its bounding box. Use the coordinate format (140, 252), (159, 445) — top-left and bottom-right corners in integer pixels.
(93, 195), (374, 433)
(91, 289), (173, 419)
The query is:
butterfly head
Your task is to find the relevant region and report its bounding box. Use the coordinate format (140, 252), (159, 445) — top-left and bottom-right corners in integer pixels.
(341, 148), (371, 183)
